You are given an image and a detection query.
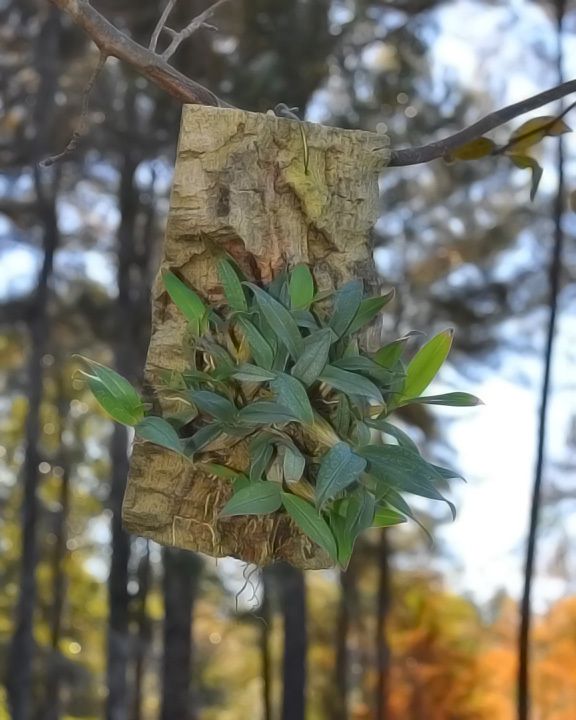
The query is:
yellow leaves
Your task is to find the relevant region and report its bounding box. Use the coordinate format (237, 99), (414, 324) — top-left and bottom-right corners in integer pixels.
(445, 114), (572, 201)
(445, 137), (496, 162)
(506, 115), (570, 153)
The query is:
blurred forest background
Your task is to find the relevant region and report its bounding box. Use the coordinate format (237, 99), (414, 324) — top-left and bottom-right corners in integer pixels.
(1, 0), (576, 719)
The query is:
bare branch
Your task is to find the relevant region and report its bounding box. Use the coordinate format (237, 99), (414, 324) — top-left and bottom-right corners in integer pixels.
(40, 51), (107, 167)
(48, 0), (232, 108)
(389, 80), (576, 166)
(48, 0), (576, 167)
(149, 0), (178, 52)
(161, 0), (229, 61)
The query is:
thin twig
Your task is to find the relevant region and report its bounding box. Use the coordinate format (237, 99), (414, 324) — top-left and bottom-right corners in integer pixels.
(161, 0), (229, 61)
(149, 0), (178, 52)
(40, 51), (107, 167)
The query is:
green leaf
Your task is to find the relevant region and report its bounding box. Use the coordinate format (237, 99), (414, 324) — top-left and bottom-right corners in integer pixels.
(182, 424), (223, 457)
(282, 444), (306, 484)
(346, 487), (376, 539)
(271, 373), (314, 424)
(381, 489), (432, 543)
(232, 364), (277, 382)
(189, 390), (237, 422)
(347, 290), (395, 334)
(281, 493), (338, 561)
(330, 280), (364, 338)
(236, 317), (275, 369)
(220, 482), (282, 517)
(332, 355), (394, 386)
(289, 264), (315, 310)
(218, 259), (248, 311)
(78, 357), (144, 426)
(333, 394), (352, 437)
(315, 442), (367, 508)
(319, 364), (384, 402)
(431, 464), (465, 481)
(445, 136), (497, 162)
(329, 513), (353, 569)
(202, 463), (248, 482)
(292, 310), (320, 330)
(163, 271), (207, 334)
(402, 329), (453, 400)
(399, 391), (483, 407)
(372, 506), (407, 527)
(249, 436), (274, 482)
(245, 283), (303, 358)
(291, 328), (333, 386)
(238, 402), (298, 426)
(135, 416), (184, 455)
(365, 419), (419, 453)
(359, 445), (456, 518)
(374, 331), (421, 368)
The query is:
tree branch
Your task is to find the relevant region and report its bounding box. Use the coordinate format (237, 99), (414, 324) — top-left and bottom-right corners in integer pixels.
(48, 0), (576, 166)
(389, 80), (576, 166)
(161, 0), (229, 61)
(48, 0), (232, 108)
(149, 0), (178, 53)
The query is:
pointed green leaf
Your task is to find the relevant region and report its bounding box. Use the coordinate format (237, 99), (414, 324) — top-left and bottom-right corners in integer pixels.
(330, 280), (364, 338)
(345, 487), (376, 539)
(238, 402), (298, 426)
(189, 390), (237, 422)
(282, 444), (306, 484)
(333, 355), (395, 386)
(359, 445), (456, 518)
(220, 482), (282, 517)
(182, 424), (223, 457)
(202, 463), (248, 482)
(372, 506), (407, 527)
(319, 364), (384, 402)
(271, 373), (314, 424)
(236, 317), (275, 369)
(315, 442), (367, 508)
(329, 513), (353, 569)
(399, 391), (483, 407)
(374, 331), (422, 368)
(245, 283), (303, 358)
(347, 290), (395, 334)
(292, 310), (320, 330)
(232, 364), (277, 382)
(135, 416), (184, 455)
(78, 357), (144, 426)
(249, 436), (274, 482)
(289, 264), (315, 310)
(365, 419), (419, 453)
(163, 271), (207, 334)
(218, 259), (248, 311)
(402, 329), (453, 400)
(281, 493), (338, 561)
(291, 328), (333, 386)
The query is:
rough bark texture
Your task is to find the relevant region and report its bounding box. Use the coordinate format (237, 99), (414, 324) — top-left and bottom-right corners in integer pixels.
(123, 105), (390, 568)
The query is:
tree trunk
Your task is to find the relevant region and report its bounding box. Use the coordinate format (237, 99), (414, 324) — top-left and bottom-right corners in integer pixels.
(130, 542), (151, 720)
(106, 110), (140, 720)
(39, 373), (71, 720)
(5, 14), (62, 719)
(123, 105), (390, 568)
(260, 566), (274, 720)
(278, 564), (307, 720)
(375, 531), (391, 720)
(160, 548), (203, 720)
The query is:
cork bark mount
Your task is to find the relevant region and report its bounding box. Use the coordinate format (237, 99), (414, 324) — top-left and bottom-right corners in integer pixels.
(123, 105), (390, 569)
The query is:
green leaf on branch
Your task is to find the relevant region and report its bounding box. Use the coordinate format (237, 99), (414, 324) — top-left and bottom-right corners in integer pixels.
(271, 373), (314, 424)
(330, 280), (364, 338)
(401, 329), (453, 400)
(182, 424), (223, 457)
(220, 482), (282, 517)
(359, 445), (456, 518)
(445, 137), (496, 162)
(291, 328), (332, 386)
(282, 444), (306, 484)
(77, 357), (144, 426)
(236, 317), (275, 369)
(218, 259), (248, 311)
(365, 419), (419, 453)
(319, 365), (384, 402)
(315, 442), (367, 508)
(189, 390), (237, 422)
(372, 505), (407, 527)
(347, 290), (395, 334)
(245, 283), (303, 358)
(238, 402), (298, 426)
(282, 493), (338, 561)
(289, 264), (315, 310)
(135, 416), (184, 456)
(163, 271), (207, 335)
(232, 364), (277, 382)
(399, 391), (483, 407)
(507, 115), (571, 153)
